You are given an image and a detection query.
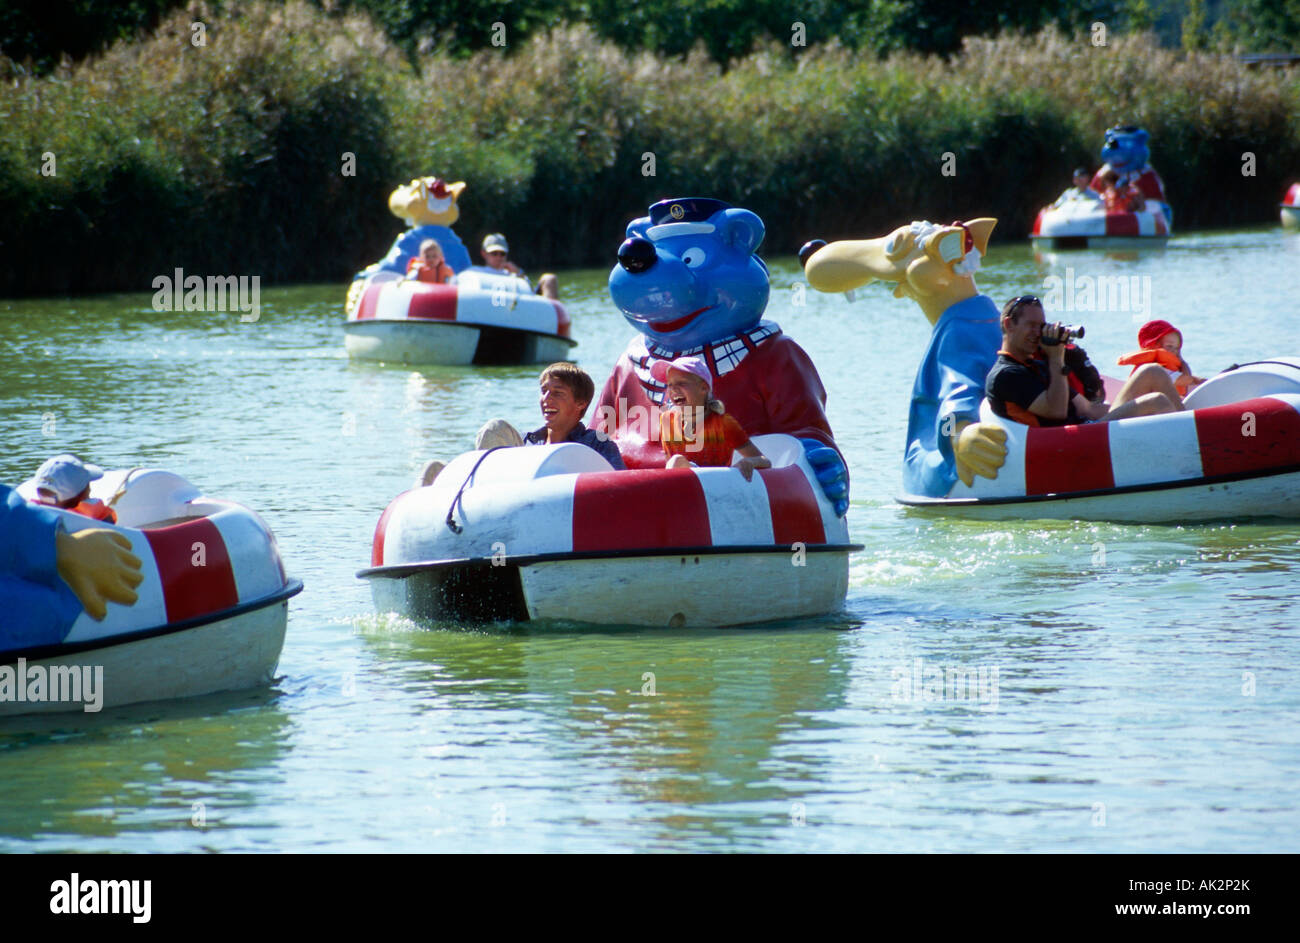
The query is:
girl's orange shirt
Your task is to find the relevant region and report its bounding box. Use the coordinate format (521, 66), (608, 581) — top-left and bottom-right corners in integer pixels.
(659, 408), (750, 467)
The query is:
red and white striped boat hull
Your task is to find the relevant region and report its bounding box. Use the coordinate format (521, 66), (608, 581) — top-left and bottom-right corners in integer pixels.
(343, 271), (575, 366)
(359, 435), (858, 627)
(1282, 183), (1300, 230)
(5, 470), (301, 714)
(1031, 201), (1171, 250)
(900, 361), (1300, 522)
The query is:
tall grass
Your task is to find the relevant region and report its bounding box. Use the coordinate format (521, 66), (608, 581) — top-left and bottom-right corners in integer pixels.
(1, 1), (1296, 296)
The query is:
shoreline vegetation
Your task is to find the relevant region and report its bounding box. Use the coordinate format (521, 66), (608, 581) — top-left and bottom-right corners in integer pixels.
(1, 1), (1297, 297)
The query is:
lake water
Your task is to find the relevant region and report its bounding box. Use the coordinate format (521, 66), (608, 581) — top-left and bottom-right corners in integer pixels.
(2, 227), (1299, 852)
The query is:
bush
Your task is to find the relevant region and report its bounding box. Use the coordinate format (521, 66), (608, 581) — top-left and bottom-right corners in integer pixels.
(1, 3), (1297, 296)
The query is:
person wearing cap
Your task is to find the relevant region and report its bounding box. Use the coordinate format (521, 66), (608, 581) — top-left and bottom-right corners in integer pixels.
(652, 356), (771, 481)
(986, 296), (1183, 427)
(480, 233), (523, 276)
(1050, 167), (1103, 208)
(478, 233), (560, 300)
(2, 482), (143, 647)
(29, 454), (117, 523)
(1118, 320), (1203, 398)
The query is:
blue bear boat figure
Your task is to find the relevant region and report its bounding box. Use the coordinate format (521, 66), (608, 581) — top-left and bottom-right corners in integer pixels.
(595, 198), (849, 515)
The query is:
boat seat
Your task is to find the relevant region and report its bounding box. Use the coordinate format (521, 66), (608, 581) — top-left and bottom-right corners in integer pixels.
(98, 469), (204, 529)
(1183, 360), (1300, 409)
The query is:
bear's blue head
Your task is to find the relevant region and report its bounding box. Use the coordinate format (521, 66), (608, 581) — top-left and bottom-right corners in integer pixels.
(609, 198), (769, 351)
(1101, 126), (1150, 173)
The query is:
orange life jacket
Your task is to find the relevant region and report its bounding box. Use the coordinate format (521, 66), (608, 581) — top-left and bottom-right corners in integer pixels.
(72, 499), (117, 523)
(1117, 348), (1193, 396)
(406, 257), (455, 284)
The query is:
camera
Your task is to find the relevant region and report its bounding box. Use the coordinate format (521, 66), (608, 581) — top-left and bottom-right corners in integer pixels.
(1040, 324), (1085, 346)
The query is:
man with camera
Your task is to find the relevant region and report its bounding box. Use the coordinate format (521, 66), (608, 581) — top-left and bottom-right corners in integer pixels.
(985, 296), (1183, 427)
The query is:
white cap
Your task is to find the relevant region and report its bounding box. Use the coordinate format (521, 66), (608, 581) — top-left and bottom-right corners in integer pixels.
(482, 233), (509, 254)
(33, 453), (103, 503)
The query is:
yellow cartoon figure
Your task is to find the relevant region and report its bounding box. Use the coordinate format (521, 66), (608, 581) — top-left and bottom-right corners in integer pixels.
(388, 176), (466, 227)
(802, 219), (1007, 494)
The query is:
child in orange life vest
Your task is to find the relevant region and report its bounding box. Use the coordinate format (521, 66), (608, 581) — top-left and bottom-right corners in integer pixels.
(406, 239), (455, 284)
(1118, 319), (1204, 398)
(29, 454), (117, 523)
(651, 356), (771, 481)
(1099, 169), (1146, 214)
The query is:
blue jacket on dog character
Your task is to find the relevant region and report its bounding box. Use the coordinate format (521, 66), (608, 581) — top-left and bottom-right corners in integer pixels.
(0, 484), (83, 650)
(596, 198), (849, 516)
(902, 294), (1002, 498)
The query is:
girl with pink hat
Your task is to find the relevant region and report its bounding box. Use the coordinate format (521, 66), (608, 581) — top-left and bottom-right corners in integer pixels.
(651, 356), (771, 480)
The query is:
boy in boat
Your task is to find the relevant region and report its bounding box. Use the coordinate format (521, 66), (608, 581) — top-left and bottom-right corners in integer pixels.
(1118, 319), (1204, 398)
(520, 363), (624, 467)
(28, 454), (117, 523)
(405, 239), (455, 284)
(477, 233), (560, 300)
(651, 356), (771, 481)
(985, 296), (1182, 427)
(419, 363), (624, 485)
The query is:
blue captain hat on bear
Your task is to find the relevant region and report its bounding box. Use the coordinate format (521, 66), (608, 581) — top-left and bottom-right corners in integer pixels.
(647, 197), (732, 228)
(610, 196), (769, 351)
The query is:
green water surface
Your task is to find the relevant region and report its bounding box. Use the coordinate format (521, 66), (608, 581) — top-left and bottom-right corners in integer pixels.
(1, 228), (1299, 851)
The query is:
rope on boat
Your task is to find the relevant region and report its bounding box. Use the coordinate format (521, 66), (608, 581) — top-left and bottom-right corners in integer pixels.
(446, 447), (506, 535)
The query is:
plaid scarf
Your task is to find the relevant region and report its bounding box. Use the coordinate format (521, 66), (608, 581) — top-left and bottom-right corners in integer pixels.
(628, 320), (782, 404)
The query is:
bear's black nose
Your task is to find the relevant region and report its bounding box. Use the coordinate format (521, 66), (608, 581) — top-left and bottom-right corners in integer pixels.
(618, 237), (657, 273)
(798, 239), (827, 269)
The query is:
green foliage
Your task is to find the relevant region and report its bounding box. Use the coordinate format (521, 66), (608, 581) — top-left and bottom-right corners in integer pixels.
(0, 0), (190, 72)
(5, 0), (1298, 72)
(1218, 0), (1300, 53)
(1, 3), (1297, 296)
(1180, 0), (1207, 51)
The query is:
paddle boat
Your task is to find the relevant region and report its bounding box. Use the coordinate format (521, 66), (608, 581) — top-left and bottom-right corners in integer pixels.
(1282, 183), (1300, 229)
(358, 434), (858, 628)
(898, 360), (1300, 522)
(344, 175), (574, 365)
(1031, 126), (1173, 250)
(803, 218), (1300, 523)
(3, 469), (301, 715)
(1030, 199), (1171, 251)
(344, 269), (574, 366)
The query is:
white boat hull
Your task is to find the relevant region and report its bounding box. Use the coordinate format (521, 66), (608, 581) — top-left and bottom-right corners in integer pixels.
(343, 319), (575, 366)
(0, 596), (291, 716)
(900, 468), (1300, 523)
(344, 270), (575, 366)
(369, 549), (850, 628)
(1031, 234), (1169, 251)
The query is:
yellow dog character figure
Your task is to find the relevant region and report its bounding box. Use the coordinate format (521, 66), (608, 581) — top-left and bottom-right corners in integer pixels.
(367, 176), (472, 275)
(388, 176), (466, 227)
(802, 219), (1008, 494)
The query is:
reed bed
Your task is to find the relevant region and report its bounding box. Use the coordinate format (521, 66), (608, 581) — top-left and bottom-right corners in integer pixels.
(1, 1), (1296, 295)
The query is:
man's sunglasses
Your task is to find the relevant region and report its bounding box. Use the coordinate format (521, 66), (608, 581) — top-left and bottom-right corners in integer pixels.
(1005, 295), (1042, 319)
